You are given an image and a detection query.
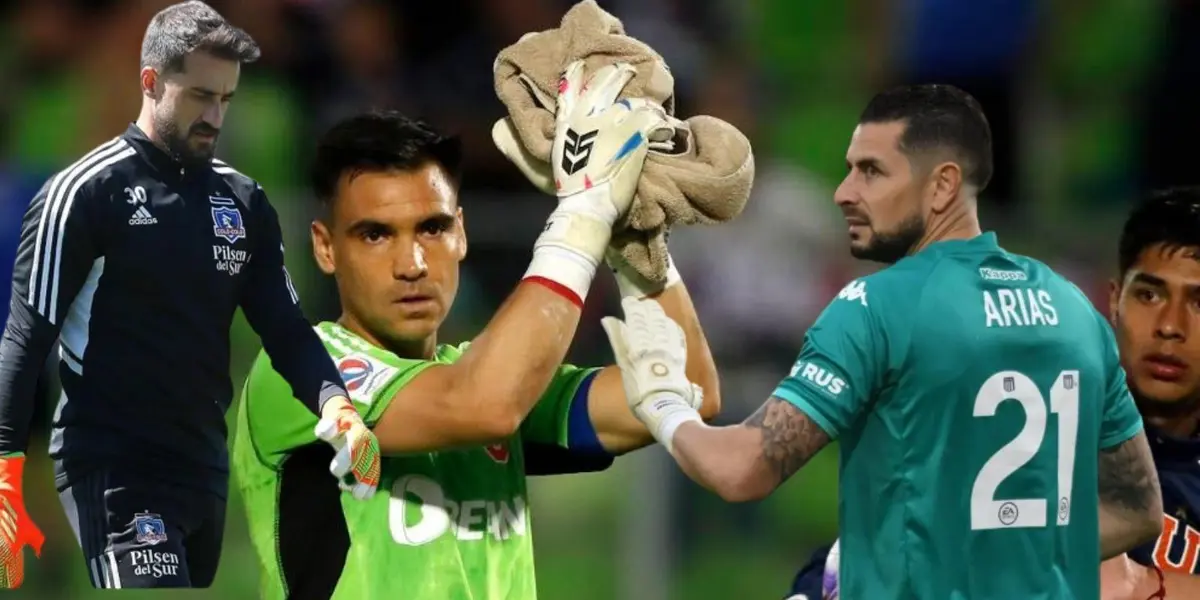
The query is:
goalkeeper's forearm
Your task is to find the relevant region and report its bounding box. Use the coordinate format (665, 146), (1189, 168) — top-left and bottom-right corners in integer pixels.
(371, 198), (612, 451)
(448, 282), (585, 430)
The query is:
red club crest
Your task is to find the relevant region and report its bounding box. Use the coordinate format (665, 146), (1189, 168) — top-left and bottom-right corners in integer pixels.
(484, 442), (510, 464)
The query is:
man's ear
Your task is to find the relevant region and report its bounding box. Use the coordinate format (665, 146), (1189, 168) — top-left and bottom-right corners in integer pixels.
(928, 161), (964, 214)
(140, 67), (160, 100)
(312, 219), (335, 275)
(454, 206), (467, 261)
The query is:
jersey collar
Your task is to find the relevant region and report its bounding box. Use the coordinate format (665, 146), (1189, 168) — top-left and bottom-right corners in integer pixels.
(916, 231), (1000, 257)
(121, 123), (209, 180)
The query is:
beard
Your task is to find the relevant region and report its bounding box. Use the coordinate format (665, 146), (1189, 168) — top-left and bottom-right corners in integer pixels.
(850, 211), (926, 264)
(154, 109), (219, 166)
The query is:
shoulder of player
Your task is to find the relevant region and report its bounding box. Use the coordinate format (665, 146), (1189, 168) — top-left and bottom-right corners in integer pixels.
(39, 137), (141, 206)
(831, 259), (935, 312)
(209, 158), (264, 203)
(1014, 257), (1102, 320)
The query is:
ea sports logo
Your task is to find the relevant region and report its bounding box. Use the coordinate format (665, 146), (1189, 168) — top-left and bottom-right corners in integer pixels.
(338, 357), (372, 392)
(485, 442), (510, 464)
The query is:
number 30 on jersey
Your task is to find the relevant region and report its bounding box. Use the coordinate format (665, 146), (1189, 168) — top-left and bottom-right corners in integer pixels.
(971, 370), (1080, 531)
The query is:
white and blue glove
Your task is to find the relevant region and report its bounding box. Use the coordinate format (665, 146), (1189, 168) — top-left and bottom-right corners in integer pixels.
(501, 61), (672, 306)
(600, 297), (703, 452)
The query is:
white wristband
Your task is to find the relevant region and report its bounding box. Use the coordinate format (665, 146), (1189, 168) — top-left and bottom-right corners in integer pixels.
(641, 392), (702, 454)
(523, 191), (617, 304)
(612, 253), (682, 299)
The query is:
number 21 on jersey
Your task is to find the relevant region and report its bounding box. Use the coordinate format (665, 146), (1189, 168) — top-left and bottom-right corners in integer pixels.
(971, 370), (1079, 531)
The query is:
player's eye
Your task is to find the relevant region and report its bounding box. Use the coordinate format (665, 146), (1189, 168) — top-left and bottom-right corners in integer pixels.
(359, 227), (389, 244)
(1134, 288), (1160, 303)
(418, 219), (450, 237)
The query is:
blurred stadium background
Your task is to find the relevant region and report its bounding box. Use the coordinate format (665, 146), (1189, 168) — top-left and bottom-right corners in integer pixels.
(2, 0), (1196, 598)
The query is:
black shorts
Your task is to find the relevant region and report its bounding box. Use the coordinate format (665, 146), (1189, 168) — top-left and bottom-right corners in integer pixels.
(57, 466), (227, 589)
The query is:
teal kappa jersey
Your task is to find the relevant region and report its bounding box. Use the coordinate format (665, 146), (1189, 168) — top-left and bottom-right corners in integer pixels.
(773, 233), (1143, 600)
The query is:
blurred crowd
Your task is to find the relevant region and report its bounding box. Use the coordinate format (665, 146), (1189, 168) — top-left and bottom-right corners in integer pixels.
(1, 0), (1198, 598)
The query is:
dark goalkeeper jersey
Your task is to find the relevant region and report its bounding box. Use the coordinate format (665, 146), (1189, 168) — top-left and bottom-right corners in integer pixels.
(0, 124), (346, 496)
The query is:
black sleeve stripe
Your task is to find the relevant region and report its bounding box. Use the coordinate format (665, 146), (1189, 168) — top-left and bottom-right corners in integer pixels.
(28, 138), (135, 324)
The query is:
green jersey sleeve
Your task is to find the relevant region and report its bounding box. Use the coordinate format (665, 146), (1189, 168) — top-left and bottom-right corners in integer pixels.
(519, 363), (602, 447)
(241, 346), (437, 467)
(1097, 315), (1143, 449)
(772, 279), (888, 439)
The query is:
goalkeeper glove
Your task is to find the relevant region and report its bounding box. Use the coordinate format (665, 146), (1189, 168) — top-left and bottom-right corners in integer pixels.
(600, 297), (703, 453)
(0, 453), (43, 589)
(522, 61), (672, 306)
(314, 397), (381, 500)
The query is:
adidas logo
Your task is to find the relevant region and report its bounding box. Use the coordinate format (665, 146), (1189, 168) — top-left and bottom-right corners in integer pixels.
(129, 205), (157, 226)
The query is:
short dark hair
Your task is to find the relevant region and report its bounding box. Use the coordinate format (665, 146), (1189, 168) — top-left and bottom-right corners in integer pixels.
(1118, 187), (1200, 276)
(311, 110), (464, 206)
(859, 84), (994, 191)
(140, 1), (260, 74)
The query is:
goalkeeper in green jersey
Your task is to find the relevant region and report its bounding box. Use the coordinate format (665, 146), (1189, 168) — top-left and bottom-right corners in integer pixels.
(232, 62), (721, 600)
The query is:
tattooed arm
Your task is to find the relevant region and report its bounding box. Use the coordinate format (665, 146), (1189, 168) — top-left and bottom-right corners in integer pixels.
(668, 397), (831, 502)
(1097, 431), (1163, 560)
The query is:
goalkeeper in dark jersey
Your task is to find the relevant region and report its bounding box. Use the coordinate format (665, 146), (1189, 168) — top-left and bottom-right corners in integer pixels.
(233, 63), (721, 599)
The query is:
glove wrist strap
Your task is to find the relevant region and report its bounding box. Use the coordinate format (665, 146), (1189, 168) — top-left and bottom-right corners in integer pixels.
(524, 192), (616, 306)
(641, 392), (702, 454)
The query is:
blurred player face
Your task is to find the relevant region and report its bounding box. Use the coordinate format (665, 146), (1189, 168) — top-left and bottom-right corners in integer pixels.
(146, 51), (239, 165)
(312, 163), (466, 356)
(1110, 245), (1200, 421)
(834, 122), (927, 264)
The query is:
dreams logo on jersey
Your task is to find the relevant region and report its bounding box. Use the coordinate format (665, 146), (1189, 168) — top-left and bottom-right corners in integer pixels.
(390, 475), (527, 546)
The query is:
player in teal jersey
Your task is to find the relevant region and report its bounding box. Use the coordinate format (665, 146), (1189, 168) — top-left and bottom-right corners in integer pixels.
(233, 67), (722, 599)
(600, 84), (1165, 599)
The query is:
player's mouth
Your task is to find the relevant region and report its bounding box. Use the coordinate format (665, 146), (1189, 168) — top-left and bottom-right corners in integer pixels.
(396, 293), (437, 310)
(1144, 352), (1188, 382)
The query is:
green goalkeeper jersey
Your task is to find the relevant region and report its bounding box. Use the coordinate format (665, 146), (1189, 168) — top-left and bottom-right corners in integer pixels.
(773, 233), (1144, 599)
(233, 321), (599, 600)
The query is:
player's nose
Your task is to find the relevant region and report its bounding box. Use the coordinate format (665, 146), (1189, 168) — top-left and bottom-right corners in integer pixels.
(1154, 299), (1189, 341)
(394, 240), (428, 281)
(833, 178), (857, 208)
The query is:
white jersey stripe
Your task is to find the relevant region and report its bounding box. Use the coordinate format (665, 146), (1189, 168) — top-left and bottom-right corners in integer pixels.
(34, 140), (129, 317)
(47, 146), (137, 321)
(27, 137), (121, 309)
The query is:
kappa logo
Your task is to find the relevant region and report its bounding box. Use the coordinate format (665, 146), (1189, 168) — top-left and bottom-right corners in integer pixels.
(560, 128), (598, 175)
(484, 442), (510, 464)
(836, 280), (868, 307)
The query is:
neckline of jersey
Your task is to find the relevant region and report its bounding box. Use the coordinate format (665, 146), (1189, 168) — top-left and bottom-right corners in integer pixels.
(918, 231), (1000, 256)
